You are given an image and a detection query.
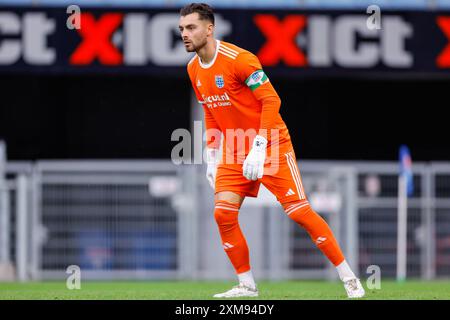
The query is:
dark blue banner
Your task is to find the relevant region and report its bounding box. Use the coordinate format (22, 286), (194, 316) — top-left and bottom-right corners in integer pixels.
(0, 7), (449, 77)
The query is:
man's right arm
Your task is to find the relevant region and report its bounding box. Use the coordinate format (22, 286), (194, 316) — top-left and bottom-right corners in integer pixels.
(188, 67), (222, 188)
(202, 105), (222, 189)
(202, 105), (222, 150)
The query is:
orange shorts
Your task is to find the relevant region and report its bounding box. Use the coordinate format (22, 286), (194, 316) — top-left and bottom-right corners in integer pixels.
(215, 148), (307, 205)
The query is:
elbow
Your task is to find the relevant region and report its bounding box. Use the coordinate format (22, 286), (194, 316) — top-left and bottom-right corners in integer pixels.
(266, 93), (281, 104)
(263, 95), (281, 110)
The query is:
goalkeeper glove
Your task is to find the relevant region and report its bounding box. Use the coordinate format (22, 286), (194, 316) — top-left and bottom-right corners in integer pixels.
(206, 148), (220, 189)
(243, 135), (267, 181)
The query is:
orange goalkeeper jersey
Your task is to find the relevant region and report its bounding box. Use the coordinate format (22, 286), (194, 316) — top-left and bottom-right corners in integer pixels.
(187, 40), (293, 163)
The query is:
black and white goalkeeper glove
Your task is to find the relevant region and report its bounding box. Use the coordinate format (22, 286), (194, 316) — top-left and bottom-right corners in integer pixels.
(243, 135), (267, 181)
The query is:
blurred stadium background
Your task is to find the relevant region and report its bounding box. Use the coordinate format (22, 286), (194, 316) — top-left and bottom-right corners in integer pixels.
(0, 0), (450, 297)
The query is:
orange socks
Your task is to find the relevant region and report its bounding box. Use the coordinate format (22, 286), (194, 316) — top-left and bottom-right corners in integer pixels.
(214, 199), (344, 274)
(214, 200), (250, 274)
(283, 201), (345, 266)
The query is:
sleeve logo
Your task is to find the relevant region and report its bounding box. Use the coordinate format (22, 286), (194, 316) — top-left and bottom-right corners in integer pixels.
(245, 70), (269, 91)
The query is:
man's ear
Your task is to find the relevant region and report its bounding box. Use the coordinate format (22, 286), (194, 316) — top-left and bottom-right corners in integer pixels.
(207, 23), (214, 36)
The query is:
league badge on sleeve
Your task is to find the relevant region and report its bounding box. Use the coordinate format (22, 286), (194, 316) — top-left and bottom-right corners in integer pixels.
(245, 70), (269, 91)
(215, 75), (225, 88)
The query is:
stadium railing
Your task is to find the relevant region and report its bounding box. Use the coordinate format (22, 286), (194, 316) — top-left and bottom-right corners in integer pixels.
(2, 153), (449, 282)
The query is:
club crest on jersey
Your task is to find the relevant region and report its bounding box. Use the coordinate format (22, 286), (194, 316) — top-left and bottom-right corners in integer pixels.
(215, 75), (225, 88)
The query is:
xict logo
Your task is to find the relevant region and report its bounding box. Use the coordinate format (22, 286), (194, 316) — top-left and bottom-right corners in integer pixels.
(69, 12), (231, 66)
(253, 13), (413, 68)
(1, 10), (450, 69)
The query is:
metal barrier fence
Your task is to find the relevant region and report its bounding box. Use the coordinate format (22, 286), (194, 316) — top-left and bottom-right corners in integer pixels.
(37, 161), (183, 280)
(1, 156), (450, 281)
(353, 162), (427, 279)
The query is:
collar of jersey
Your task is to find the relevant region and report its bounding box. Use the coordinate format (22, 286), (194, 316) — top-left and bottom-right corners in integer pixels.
(198, 39), (220, 69)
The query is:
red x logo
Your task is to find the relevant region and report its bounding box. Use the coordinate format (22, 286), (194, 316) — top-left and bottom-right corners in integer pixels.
(254, 14), (307, 67)
(436, 16), (450, 68)
(70, 13), (123, 65)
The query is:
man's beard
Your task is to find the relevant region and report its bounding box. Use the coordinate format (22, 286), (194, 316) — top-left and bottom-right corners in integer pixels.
(188, 38), (207, 53)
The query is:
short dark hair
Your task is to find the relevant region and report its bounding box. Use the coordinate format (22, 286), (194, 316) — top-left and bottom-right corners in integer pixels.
(180, 3), (215, 25)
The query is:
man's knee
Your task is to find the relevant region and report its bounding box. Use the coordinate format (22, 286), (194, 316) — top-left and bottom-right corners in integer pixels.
(282, 200), (312, 222)
(282, 200), (331, 239)
(214, 200), (240, 228)
(215, 191), (245, 206)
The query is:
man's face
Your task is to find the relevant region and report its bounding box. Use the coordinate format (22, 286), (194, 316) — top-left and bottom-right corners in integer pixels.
(179, 13), (212, 52)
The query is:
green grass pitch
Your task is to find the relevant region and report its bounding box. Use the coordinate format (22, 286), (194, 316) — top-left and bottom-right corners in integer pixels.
(0, 280), (449, 300)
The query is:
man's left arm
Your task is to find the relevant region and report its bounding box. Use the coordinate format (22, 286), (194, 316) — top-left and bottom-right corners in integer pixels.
(235, 52), (281, 180)
(249, 78), (281, 140)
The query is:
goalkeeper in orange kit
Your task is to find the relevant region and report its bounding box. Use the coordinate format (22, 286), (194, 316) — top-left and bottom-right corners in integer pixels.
(179, 3), (365, 298)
